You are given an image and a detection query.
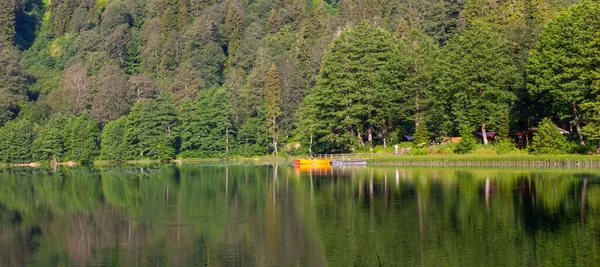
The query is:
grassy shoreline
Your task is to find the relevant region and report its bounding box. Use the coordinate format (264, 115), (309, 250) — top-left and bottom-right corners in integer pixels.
(4, 154), (600, 168)
(367, 154), (600, 166)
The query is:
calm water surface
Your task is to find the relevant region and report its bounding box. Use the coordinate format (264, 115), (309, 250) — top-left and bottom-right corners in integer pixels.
(0, 165), (599, 266)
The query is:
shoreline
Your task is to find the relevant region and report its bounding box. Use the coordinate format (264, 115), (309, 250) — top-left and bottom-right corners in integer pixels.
(4, 154), (600, 168)
(367, 154), (600, 167)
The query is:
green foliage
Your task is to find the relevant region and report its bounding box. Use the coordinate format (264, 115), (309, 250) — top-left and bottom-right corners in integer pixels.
(65, 112), (100, 163)
(178, 86), (235, 158)
(29, 112), (100, 163)
(100, 116), (132, 161)
(236, 114), (269, 157)
(32, 113), (71, 162)
(413, 120), (430, 147)
(454, 130), (478, 154)
(408, 147), (429, 155)
(125, 93), (178, 160)
(529, 118), (568, 155)
(264, 64), (281, 154)
(0, 0), (598, 161)
(0, 119), (36, 163)
(439, 22), (518, 138)
(527, 1), (600, 144)
(299, 21), (408, 152)
(494, 140), (517, 155)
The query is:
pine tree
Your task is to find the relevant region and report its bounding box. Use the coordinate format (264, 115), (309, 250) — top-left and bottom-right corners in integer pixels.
(267, 9), (282, 34)
(0, 0), (16, 47)
(66, 112), (100, 163)
(101, 116), (132, 161)
(0, 119), (36, 163)
(225, 1), (243, 40)
(299, 21), (407, 151)
(178, 97), (200, 154)
(529, 117), (567, 154)
(439, 22), (518, 144)
(32, 114), (71, 163)
(527, 1), (600, 147)
(413, 116), (430, 147)
(126, 94), (178, 160)
(264, 64), (282, 155)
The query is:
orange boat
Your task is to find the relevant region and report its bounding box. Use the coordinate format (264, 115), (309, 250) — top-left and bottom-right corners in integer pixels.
(293, 158), (332, 167)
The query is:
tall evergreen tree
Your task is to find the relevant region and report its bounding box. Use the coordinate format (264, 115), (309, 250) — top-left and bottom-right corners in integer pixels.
(299, 21), (407, 152)
(65, 112), (100, 163)
(32, 114), (71, 163)
(264, 64), (282, 155)
(439, 22), (518, 144)
(100, 116), (132, 161)
(0, 119), (36, 163)
(126, 93), (178, 160)
(527, 1), (600, 147)
(0, 48), (28, 127)
(0, 0), (16, 47)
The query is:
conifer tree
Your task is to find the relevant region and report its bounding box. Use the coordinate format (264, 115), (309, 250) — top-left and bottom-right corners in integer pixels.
(267, 9), (282, 34)
(126, 93), (178, 160)
(264, 64), (281, 155)
(529, 117), (567, 154)
(299, 21), (407, 151)
(32, 114), (71, 163)
(65, 112), (100, 163)
(527, 1), (600, 147)
(101, 116), (132, 161)
(225, 1), (243, 40)
(439, 22), (517, 144)
(0, 0), (16, 47)
(0, 119), (36, 163)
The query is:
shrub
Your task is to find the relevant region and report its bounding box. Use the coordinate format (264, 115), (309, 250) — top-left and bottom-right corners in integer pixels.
(454, 130), (477, 154)
(494, 140), (516, 155)
(408, 148), (428, 155)
(529, 118), (568, 154)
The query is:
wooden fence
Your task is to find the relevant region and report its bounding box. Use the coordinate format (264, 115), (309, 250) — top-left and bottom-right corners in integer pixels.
(313, 153), (376, 160)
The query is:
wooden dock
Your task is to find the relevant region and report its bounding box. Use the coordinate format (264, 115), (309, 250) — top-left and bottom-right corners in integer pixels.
(314, 153), (373, 166)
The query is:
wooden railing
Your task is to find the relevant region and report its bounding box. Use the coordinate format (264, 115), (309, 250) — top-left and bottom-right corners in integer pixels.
(313, 153), (376, 160)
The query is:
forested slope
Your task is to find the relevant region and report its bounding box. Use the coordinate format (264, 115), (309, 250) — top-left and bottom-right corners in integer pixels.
(0, 0), (597, 163)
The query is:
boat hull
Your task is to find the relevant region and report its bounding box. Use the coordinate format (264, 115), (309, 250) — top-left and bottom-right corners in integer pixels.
(294, 158), (331, 166)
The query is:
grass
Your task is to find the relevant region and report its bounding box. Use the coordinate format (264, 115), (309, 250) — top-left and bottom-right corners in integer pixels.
(368, 153), (600, 166)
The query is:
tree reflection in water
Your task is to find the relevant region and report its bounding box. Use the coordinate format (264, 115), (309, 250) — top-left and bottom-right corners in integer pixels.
(0, 165), (599, 266)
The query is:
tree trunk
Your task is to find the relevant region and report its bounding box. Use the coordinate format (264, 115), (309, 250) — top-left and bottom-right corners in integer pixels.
(573, 101), (586, 147)
(481, 123), (488, 145)
(367, 126), (373, 146)
(273, 136), (278, 155)
(597, 110), (600, 153)
(226, 127), (229, 154)
(382, 123), (387, 148)
(309, 134), (313, 156)
(357, 129), (365, 146)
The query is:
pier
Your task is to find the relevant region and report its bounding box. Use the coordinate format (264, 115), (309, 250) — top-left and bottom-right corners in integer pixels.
(314, 153), (373, 166)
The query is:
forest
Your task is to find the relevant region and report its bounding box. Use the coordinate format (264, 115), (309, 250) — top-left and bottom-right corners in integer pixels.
(0, 0), (599, 163)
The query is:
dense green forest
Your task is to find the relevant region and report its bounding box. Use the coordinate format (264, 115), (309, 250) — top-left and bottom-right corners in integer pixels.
(0, 0), (598, 163)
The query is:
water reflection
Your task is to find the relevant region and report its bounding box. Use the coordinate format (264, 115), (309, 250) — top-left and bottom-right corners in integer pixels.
(0, 165), (599, 266)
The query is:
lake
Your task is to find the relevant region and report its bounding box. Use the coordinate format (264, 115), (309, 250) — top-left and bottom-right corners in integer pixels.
(0, 164), (599, 266)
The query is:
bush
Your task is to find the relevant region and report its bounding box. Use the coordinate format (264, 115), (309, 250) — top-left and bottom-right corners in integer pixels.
(529, 118), (568, 154)
(408, 148), (428, 155)
(494, 140), (517, 155)
(429, 143), (456, 154)
(454, 130), (478, 154)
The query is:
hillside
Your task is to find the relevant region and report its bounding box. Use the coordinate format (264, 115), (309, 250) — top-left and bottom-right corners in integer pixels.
(0, 0), (598, 163)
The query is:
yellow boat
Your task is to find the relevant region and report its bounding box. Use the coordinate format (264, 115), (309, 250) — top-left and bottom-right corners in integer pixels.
(294, 158), (332, 167)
